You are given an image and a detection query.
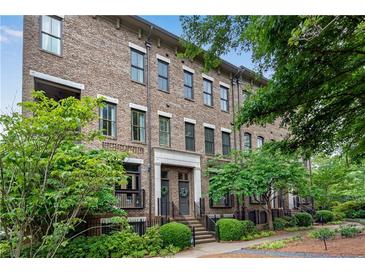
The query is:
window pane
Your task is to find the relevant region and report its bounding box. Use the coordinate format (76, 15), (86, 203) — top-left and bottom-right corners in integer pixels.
(42, 16), (51, 33)
(139, 113), (145, 127)
(158, 61), (168, 77)
(244, 133), (252, 149)
(140, 128), (145, 142)
(184, 72), (192, 86)
(131, 51), (138, 66)
(51, 37), (61, 55)
(51, 17), (61, 37)
(257, 136), (264, 148)
(158, 77), (168, 91)
(42, 34), (51, 52)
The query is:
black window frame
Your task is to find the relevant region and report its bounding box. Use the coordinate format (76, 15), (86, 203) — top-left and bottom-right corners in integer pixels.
(185, 122), (195, 151)
(131, 109), (146, 143)
(159, 116), (171, 147)
(222, 131), (231, 156)
(257, 136), (265, 148)
(157, 59), (169, 92)
(220, 86), (229, 112)
(130, 48), (145, 84)
(40, 15), (63, 56)
(204, 127), (215, 155)
(243, 132), (252, 150)
(183, 70), (194, 100)
(203, 79), (213, 107)
(99, 102), (117, 138)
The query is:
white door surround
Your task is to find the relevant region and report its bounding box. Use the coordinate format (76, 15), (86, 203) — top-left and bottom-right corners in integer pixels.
(154, 148), (201, 216)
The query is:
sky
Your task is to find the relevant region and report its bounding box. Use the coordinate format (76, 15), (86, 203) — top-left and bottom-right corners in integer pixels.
(0, 15), (257, 115)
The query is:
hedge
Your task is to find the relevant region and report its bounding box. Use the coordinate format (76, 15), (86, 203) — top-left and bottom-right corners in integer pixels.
(315, 210), (334, 223)
(292, 212), (313, 227)
(216, 218), (243, 241)
(159, 222), (192, 249)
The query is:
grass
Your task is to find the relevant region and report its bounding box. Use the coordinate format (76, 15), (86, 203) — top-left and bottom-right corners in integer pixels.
(241, 231), (276, 241)
(283, 226), (313, 232)
(252, 236), (302, 250)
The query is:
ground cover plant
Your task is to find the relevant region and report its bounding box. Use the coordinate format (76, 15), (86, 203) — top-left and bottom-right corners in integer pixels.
(309, 228), (336, 250)
(252, 236), (302, 250)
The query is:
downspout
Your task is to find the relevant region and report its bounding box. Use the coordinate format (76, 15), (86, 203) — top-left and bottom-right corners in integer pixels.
(145, 26), (153, 222)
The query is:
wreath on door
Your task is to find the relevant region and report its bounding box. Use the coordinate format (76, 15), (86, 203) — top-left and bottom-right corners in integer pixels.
(161, 186), (169, 196)
(180, 187), (189, 198)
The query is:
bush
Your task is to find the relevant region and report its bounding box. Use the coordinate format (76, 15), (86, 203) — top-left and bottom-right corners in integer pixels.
(241, 220), (257, 236)
(0, 242), (10, 258)
(160, 222), (192, 249)
(293, 212), (313, 227)
(282, 216), (297, 227)
(241, 230), (275, 241)
(273, 218), (288, 230)
(350, 210), (365, 219)
(216, 218), (243, 241)
(333, 212), (345, 221)
(315, 210), (334, 223)
(333, 200), (365, 218)
(309, 228), (336, 240)
(339, 225), (363, 238)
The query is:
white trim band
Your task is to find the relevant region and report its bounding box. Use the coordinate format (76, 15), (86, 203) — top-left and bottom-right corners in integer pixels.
(219, 81), (230, 89)
(184, 117), (196, 124)
(97, 94), (119, 104)
(124, 157), (144, 164)
(221, 127), (232, 133)
(30, 70), (84, 90)
(128, 42), (146, 53)
(202, 73), (214, 82)
(183, 65), (195, 74)
(203, 122), (215, 129)
(129, 103), (147, 112)
(156, 54), (170, 64)
(158, 110), (172, 118)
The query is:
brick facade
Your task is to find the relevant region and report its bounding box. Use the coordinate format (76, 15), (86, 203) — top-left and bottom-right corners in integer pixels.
(22, 15), (293, 222)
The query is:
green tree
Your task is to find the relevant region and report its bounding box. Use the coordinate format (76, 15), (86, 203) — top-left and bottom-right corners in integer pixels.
(207, 147), (309, 230)
(0, 92), (128, 257)
(180, 16), (365, 159)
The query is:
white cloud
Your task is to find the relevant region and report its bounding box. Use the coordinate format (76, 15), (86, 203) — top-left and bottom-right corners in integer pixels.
(0, 26), (22, 43)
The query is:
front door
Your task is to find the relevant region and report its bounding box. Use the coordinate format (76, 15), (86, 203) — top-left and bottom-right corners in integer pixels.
(161, 179), (169, 216)
(179, 181), (190, 215)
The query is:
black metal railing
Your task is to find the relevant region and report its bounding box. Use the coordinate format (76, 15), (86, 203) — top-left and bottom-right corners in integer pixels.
(115, 189), (145, 209)
(194, 198), (219, 241)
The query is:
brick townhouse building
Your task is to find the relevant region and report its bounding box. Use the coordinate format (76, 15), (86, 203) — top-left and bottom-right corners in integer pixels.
(22, 16), (308, 240)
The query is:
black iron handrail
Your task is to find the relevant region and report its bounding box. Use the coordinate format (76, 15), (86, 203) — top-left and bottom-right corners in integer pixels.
(115, 189), (145, 209)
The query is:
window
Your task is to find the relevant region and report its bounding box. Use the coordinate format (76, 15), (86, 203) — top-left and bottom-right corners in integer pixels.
(243, 133), (252, 150)
(183, 70), (193, 100)
(41, 16), (62, 55)
(203, 79), (213, 106)
(99, 102), (116, 138)
(257, 136), (264, 148)
(220, 86), (229, 112)
(185, 122), (195, 151)
(131, 110), (145, 142)
(131, 49), (145, 83)
(222, 132), (231, 156)
(158, 60), (169, 92)
(210, 193), (232, 208)
(204, 127), (215, 155)
(242, 90), (251, 102)
(159, 116), (171, 146)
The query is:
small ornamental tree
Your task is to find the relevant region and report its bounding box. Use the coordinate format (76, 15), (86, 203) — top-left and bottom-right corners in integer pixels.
(207, 146), (309, 230)
(0, 91), (128, 258)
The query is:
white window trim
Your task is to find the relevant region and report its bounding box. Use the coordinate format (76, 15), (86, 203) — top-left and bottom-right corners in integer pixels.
(202, 73), (214, 82)
(30, 70), (84, 90)
(156, 54), (170, 64)
(219, 81), (230, 89)
(124, 157), (144, 164)
(129, 103), (147, 112)
(203, 122), (215, 129)
(158, 110), (172, 118)
(221, 127), (232, 133)
(183, 65), (195, 74)
(184, 117), (196, 124)
(128, 42), (146, 53)
(97, 94), (119, 104)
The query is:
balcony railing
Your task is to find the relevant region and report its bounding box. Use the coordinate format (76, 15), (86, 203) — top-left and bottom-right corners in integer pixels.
(115, 189), (145, 209)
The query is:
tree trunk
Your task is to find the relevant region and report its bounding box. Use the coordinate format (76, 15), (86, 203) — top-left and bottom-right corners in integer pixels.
(266, 203), (274, 230)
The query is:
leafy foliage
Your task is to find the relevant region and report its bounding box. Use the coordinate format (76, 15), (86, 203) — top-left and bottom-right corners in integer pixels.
(310, 228), (336, 250)
(339, 224), (363, 238)
(273, 217), (289, 230)
(180, 16), (365, 159)
(241, 220), (257, 236)
(292, 212), (313, 227)
(332, 199), (365, 218)
(253, 236), (302, 250)
(216, 218), (243, 241)
(0, 91), (128, 257)
(315, 210), (334, 223)
(241, 230), (275, 241)
(159, 222), (192, 249)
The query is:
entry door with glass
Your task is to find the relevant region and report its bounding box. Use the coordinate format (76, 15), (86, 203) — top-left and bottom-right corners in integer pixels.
(178, 172), (190, 215)
(160, 171), (169, 216)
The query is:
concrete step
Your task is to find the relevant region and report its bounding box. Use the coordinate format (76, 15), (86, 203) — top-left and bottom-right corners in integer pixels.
(195, 230), (214, 236)
(195, 237), (216, 244)
(195, 234), (215, 240)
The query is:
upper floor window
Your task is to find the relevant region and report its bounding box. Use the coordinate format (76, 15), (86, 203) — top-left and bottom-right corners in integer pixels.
(158, 60), (169, 92)
(220, 86), (229, 112)
(185, 122), (195, 151)
(41, 16), (62, 55)
(131, 49), (145, 83)
(242, 90), (251, 103)
(222, 132), (231, 156)
(159, 116), (171, 146)
(257, 136), (264, 148)
(99, 102), (116, 138)
(243, 132), (252, 149)
(184, 70), (193, 100)
(204, 127), (215, 155)
(131, 109), (145, 142)
(203, 79), (213, 106)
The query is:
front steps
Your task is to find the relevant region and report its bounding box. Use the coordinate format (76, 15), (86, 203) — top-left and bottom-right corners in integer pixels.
(173, 216), (216, 245)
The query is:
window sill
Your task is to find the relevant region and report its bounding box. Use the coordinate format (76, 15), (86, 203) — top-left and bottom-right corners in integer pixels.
(158, 89), (169, 93)
(184, 97), (195, 102)
(221, 110), (230, 114)
(103, 136), (118, 141)
(204, 104), (214, 109)
(131, 80), (146, 86)
(40, 48), (63, 58)
(131, 140), (147, 145)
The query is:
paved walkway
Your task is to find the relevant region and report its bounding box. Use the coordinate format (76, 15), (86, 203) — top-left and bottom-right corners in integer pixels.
(173, 231), (303, 258)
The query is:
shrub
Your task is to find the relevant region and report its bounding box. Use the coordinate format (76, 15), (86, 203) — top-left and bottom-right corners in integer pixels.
(350, 210), (365, 219)
(309, 228), (336, 250)
(160, 222), (192, 249)
(142, 226), (163, 256)
(284, 226), (312, 232)
(0, 242), (10, 258)
(241, 230), (275, 241)
(315, 210), (334, 223)
(339, 225), (363, 238)
(273, 218), (288, 230)
(293, 212), (313, 227)
(333, 212), (345, 221)
(241, 220), (257, 236)
(333, 200), (365, 218)
(282, 216), (297, 227)
(253, 236), (302, 250)
(216, 218), (243, 241)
